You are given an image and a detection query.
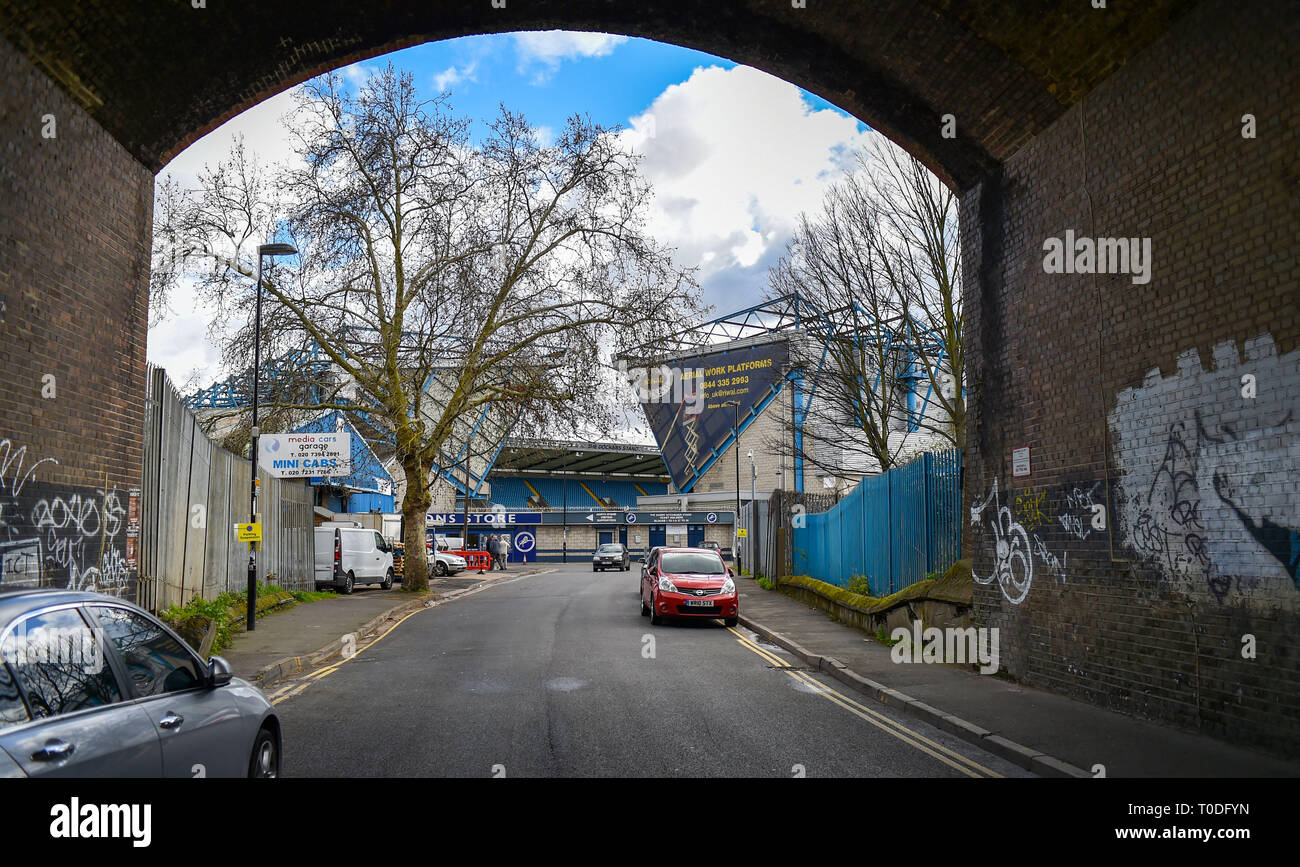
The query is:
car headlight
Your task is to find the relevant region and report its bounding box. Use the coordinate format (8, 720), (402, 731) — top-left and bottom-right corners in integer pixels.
(721, 578), (735, 594)
(658, 576), (678, 593)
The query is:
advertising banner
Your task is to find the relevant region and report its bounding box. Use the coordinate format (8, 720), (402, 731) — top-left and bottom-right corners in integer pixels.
(638, 342), (789, 492)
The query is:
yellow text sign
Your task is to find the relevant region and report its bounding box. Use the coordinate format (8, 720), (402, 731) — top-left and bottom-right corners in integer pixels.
(236, 522), (263, 542)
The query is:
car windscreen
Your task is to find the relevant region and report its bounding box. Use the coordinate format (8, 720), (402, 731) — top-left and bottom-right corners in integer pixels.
(660, 552), (725, 575)
(597, 545), (623, 553)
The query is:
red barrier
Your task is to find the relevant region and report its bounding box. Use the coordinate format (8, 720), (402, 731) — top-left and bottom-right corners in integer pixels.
(449, 550), (492, 573)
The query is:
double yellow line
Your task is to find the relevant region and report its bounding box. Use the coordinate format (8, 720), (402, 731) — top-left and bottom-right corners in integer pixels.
(269, 605), (431, 705)
(726, 626), (1002, 778)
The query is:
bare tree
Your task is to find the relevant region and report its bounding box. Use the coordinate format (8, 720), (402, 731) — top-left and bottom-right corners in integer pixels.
(151, 64), (701, 589)
(766, 136), (962, 478)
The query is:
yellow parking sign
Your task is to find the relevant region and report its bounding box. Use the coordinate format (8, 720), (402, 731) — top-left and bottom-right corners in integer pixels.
(737, 528), (748, 538)
(237, 522), (263, 542)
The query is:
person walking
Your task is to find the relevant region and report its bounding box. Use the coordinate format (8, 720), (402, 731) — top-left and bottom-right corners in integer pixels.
(498, 533), (510, 570)
(487, 534), (501, 571)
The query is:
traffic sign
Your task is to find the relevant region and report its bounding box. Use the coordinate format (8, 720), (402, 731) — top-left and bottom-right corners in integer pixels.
(236, 523), (263, 542)
(737, 528), (748, 538)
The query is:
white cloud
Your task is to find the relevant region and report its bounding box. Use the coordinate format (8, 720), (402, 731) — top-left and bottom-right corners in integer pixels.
(434, 61), (478, 93)
(618, 65), (875, 312)
(513, 31), (627, 81)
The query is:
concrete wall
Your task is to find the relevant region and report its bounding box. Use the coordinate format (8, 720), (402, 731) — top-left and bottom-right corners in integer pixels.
(960, 0), (1299, 755)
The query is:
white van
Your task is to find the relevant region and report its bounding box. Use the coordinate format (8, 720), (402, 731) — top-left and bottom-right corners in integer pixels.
(314, 522), (395, 593)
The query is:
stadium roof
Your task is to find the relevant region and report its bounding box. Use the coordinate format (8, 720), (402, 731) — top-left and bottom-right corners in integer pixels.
(492, 438), (668, 478)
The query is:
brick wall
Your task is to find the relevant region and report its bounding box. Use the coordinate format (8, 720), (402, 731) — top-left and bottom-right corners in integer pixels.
(960, 0), (1300, 757)
(0, 35), (153, 599)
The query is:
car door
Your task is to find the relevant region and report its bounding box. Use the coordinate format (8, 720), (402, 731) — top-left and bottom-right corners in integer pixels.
(85, 604), (247, 778)
(642, 549), (658, 601)
(0, 606), (162, 777)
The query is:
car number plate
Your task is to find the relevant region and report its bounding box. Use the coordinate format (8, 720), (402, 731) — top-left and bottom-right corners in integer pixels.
(684, 599), (713, 607)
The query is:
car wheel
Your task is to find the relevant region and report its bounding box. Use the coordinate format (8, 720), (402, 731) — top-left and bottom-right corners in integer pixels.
(649, 593), (663, 626)
(381, 569), (394, 591)
(435, 561), (448, 576)
(640, 590), (650, 617)
(343, 571), (355, 594)
(724, 615), (738, 628)
(248, 727), (279, 778)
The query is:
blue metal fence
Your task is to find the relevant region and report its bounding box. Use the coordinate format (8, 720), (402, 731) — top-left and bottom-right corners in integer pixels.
(792, 449), (962, 595)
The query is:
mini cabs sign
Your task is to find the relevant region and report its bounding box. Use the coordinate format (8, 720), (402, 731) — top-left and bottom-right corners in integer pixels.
(236, 523), (263, 543)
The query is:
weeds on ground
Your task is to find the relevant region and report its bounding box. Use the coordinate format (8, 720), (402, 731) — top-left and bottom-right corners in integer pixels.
(160, 581), (334, 655)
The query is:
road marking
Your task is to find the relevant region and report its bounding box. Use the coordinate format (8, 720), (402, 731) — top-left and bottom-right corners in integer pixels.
(727, 627), (1003, 778)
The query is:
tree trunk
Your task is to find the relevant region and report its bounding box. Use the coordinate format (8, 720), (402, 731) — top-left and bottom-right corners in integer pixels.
(400, 456), (432, 592)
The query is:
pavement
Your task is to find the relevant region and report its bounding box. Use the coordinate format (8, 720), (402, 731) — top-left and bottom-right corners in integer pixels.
(219, 562), (1300, 777)
(736, 577), (1300, 778)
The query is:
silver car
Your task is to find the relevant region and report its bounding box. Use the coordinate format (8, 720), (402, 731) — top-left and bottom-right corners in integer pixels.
(0, 589), (280, 778)
(593, 543), (630, 572)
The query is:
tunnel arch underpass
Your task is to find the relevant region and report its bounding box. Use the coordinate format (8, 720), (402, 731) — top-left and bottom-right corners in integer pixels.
(0, 0), (1296, 758)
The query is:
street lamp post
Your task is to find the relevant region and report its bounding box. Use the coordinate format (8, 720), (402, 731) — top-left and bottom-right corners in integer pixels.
(248, 242), (297, 632)
(748, 449), (758, 578)
(722, 400), (741, 571)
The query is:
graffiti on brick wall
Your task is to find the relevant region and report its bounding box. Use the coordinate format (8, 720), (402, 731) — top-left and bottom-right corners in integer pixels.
(971, 478), (1033, 604)
(1014, 487), (1050, 532)
(1110, 333), (1300, 602)
(0, 436), (132, 597)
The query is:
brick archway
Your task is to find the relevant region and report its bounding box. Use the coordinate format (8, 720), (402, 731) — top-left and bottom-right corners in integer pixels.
(2, 0), (1297, 756)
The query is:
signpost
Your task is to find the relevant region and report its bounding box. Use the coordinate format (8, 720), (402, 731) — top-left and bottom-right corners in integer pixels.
(259, 432), (352, 479)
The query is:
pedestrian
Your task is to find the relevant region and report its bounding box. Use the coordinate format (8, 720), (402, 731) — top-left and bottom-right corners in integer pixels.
(499, 533), (510, 570)
(487, 534), (500, 571)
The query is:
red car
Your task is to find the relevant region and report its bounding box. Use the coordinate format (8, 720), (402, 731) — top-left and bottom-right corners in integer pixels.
(640, 547), (738, 627)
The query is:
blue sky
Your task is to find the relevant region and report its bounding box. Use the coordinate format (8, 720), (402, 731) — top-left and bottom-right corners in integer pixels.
(150, 31), (876, 385)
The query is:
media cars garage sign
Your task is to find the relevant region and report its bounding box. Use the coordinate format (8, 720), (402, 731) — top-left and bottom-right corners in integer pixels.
(259, 433), (351, 478)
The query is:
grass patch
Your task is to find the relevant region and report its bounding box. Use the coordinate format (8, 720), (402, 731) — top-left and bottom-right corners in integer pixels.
(160, 581), (335, 656)
(757, 576), (774, 590)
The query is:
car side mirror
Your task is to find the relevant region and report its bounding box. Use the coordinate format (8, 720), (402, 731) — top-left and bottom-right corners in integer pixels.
(208, 655), (234, 687)
(727, 567), (734, 577)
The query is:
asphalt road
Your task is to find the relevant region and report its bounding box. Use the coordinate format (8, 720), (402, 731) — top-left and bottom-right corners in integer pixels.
(274, 564), (1031, 777)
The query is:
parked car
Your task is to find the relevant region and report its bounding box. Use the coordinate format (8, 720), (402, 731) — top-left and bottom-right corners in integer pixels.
(0, 589), (280, 777)
(593, 543), (630, 572)
(429, 549), (468, 577)
(314, 523), (395, 593)
(640, 547), (738, 627)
